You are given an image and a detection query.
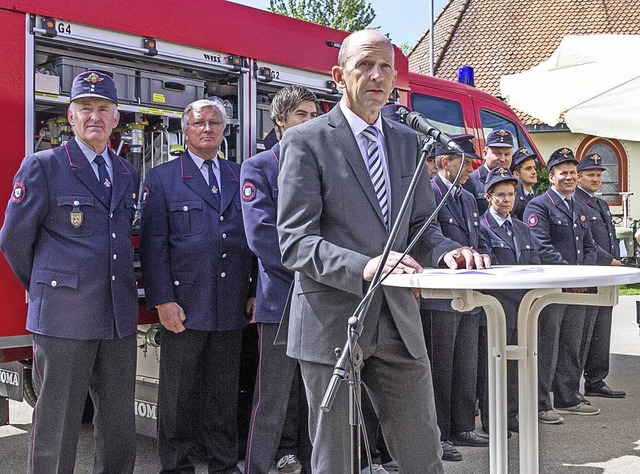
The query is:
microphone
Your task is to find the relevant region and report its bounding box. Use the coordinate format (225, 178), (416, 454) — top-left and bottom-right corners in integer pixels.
(405, 111), (464, 154)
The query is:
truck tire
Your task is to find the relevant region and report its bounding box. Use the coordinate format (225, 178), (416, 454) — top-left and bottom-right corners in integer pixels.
(22, 367), (38, 408)
(22, 366), (94, 422)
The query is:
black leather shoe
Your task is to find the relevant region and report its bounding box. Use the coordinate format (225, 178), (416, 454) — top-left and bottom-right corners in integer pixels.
(576, 392), (591, 405)
(585, 384), (626, 398)
(481, 424), (512, 438)
(441, 440), (462, 461)
(450, 430), (490, 447)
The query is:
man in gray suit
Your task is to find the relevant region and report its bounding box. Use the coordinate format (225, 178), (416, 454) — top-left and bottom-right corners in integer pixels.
(277, 29), (489, 473)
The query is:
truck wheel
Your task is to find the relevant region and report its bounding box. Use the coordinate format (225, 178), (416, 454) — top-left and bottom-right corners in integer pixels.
(22, 366), (94, 422)
(22, 367), (38, 408)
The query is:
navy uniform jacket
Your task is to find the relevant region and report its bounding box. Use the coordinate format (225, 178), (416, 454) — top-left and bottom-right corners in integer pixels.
(240, 143), (293, 324)
(512, 181), (534, 221)
(524, 190), (597, 266)
(0, 138), (139, 339)
(139, 152), (253, 331)
(422, 174), (489, 311)
(463, 164), (490, 215)
(479, 210), (562, 327)
(574, 187), (620, 265)
(431, 174), (487, 252)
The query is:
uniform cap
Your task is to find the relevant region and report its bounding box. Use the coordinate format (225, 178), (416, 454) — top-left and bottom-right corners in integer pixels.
(577, 153), (607, 172)
(511, 146), (538, 171)
(485, 129), (514, 148)
(428, 133), (481, 160)
(484, 167), (518, 194)
(70, 71), (118, 105)
(547, 147), (578, 171)
(381, 104), (410, 125)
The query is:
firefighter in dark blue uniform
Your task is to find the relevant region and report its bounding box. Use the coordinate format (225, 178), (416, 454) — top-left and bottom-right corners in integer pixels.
(0, 71), (139, 473)
(477, 167), (562, 435)
(421, 135), (491, 462)
(140, 99), (254, 474)
(240, 85), (318, 474)
(510, 147), (538, 221)
(575, 153), (626, 399)
(524, 148), (600, 424)
(464, 129), (514, 215)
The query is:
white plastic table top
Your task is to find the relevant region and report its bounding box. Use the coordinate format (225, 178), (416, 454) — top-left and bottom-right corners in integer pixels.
(383, 264), (640, 290)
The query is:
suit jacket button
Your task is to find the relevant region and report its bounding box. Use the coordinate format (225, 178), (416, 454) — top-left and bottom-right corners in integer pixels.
(51, 280), (57, 287)
(174, 280), (180, 286)
(221, 272), (226, 278)
(73, 200), (80, 206)
(112, 275), (116, 281)
(222, 233), (227, 238)
(222, 253), (227, 258)
(220, 216), (224, 221)
(183, 206), (188, 211)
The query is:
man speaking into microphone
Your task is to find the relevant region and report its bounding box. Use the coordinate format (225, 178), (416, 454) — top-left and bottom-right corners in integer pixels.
(277, 29), (489, 473)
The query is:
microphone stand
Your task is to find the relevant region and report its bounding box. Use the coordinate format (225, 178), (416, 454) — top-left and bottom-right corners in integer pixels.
(321, 136), (467, 474)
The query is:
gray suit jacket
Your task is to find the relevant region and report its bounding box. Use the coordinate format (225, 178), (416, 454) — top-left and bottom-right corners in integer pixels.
(277, 105), (458, 365)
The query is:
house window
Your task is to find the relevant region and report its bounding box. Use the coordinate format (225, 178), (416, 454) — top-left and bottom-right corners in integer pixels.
(576, 137), (627, 206)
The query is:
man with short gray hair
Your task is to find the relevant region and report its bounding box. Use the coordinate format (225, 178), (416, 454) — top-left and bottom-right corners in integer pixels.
(140, 99), (254, 473)
(0, 70), (139, 473)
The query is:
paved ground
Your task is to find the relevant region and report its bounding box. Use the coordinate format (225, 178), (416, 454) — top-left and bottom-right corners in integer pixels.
(2, 296), (639, 473)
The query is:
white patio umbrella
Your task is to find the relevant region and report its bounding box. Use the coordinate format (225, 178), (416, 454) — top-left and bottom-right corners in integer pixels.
(500, 35), (640, 141)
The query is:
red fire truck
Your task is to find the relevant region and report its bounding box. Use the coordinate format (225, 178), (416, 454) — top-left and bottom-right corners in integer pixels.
(0, 0), (539, 433)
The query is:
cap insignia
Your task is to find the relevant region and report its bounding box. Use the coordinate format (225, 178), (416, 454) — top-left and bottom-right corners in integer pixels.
(84, 72), (104, 84)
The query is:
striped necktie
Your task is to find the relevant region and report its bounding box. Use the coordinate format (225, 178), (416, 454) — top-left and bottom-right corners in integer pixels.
(361, 126), (389, 228)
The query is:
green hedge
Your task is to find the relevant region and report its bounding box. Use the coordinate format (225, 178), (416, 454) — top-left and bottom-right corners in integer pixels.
(620, 283), (640, 296)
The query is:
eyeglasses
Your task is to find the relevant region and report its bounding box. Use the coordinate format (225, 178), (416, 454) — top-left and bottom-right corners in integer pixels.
(490, 192), (515, 199)
(188, 120), (224, 129)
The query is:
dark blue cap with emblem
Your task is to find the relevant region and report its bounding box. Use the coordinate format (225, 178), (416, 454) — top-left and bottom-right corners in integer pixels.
(428, 133), (481, 159)
(381, 104), (410, 125)
(547, 147), (578, 171)
(578, 153), (607, 172)
(511, 147), (538, 171)
(70, 71), (118, 105)
(485, 129), (514, 148)
(485, 166), (518, 193)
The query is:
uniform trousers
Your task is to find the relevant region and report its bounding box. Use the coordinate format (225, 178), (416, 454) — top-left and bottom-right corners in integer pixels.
(30, 333), (136, 474)
(158, 327), (243, 474)
(538, 304), (587, 411)
(244, 322), (311, 474)
(298, 307), (444, 474)
(422, 309), (479, 439)
(582, 305), (614, 392)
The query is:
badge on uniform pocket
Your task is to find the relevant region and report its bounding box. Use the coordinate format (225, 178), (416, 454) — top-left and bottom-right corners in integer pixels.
(70, 206), (83, 228)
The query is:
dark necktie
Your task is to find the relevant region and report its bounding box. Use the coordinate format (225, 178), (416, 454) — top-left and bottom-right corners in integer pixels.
(361, 126), (389, 229)
(451, 189), (465, 224)
(502, 219), (513, 237)
(94, 154), (112, 202)
(203, 160), (221, 205)
(564, 198), (574, 216)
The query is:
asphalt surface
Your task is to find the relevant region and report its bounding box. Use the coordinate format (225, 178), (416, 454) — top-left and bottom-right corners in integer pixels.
(2, 296), (640, 473)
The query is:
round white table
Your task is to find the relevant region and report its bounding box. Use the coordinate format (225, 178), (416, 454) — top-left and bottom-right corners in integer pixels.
(383, 265), (640, 474)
